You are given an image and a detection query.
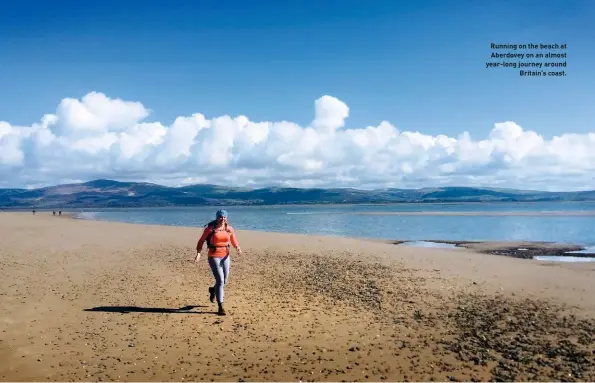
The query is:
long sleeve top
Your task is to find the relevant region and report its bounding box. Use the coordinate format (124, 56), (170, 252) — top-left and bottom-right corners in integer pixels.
(197, 223), (239, 258)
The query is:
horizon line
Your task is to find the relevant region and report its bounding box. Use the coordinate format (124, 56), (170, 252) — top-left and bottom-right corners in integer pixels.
(2, 178), (594, 194)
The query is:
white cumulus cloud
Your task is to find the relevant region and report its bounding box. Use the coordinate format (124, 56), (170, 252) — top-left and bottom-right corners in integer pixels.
(0, 91), (594, 191)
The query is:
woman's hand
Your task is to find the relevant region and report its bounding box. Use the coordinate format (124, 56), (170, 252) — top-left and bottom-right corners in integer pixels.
(236, 246), (243, 255)
(195, 251), (201, 263)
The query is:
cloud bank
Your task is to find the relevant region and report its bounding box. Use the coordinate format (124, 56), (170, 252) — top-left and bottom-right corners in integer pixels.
(1, 91), (594, 191)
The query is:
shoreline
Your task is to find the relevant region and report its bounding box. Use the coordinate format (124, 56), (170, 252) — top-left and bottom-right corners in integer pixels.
(2, 198), (595, 211)
(23, 211), (595, 260)
(69, 211), (595, 260)
(1, 212), (594, 381)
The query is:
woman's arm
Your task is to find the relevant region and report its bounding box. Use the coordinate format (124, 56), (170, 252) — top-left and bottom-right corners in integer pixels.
(229, 228), (242, 254)
(195, 227), (211, 258)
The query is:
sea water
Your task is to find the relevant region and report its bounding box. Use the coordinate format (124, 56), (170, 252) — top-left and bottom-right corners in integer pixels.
(71, 202), (595, 249)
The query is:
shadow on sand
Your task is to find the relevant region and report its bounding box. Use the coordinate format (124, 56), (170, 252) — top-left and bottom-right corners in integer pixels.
(84, 305), (218, 315)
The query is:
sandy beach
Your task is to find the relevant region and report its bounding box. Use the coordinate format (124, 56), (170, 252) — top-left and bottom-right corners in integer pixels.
(1, 212), (594, 382)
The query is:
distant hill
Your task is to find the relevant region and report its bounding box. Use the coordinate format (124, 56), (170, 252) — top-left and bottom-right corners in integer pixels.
(1, 179), (594, 209)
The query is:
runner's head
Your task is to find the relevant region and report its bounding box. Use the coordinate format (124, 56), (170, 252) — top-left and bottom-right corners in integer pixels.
(216, 209), (228, 222)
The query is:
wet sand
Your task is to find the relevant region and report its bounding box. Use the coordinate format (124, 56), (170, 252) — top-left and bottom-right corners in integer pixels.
(392, 240), (595, 259)
(1, 212), (594, 382)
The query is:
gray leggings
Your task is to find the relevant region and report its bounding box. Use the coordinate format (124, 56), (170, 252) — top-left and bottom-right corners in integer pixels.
(208, 255), (230, 304)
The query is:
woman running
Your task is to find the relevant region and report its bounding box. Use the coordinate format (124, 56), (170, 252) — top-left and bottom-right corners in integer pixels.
(195, 209), (242, 316)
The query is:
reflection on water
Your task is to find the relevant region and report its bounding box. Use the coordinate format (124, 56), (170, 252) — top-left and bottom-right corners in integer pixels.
(566, 245), (595, 254)
(534, 256), (595, 262)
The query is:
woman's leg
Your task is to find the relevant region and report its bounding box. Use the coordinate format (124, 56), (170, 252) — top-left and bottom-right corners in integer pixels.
(208, 255), (230, 304)
(222, 255), (230, 291)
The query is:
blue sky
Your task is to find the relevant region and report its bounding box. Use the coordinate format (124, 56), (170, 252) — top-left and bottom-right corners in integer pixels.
(1, 0), (593, 138)
(1, 0), (595, 190)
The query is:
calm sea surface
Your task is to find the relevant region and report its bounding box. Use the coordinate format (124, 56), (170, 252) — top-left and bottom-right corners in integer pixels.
(72, 201), (595, 247)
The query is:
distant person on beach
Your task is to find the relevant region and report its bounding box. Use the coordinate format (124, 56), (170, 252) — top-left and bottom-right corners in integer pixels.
(32, 210), (35, 215)
(59, 211), (62, 216)
(195, 209), (242, 316)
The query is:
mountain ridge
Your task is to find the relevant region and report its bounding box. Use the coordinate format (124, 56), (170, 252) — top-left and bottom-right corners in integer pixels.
(1, 179), (594, 208)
